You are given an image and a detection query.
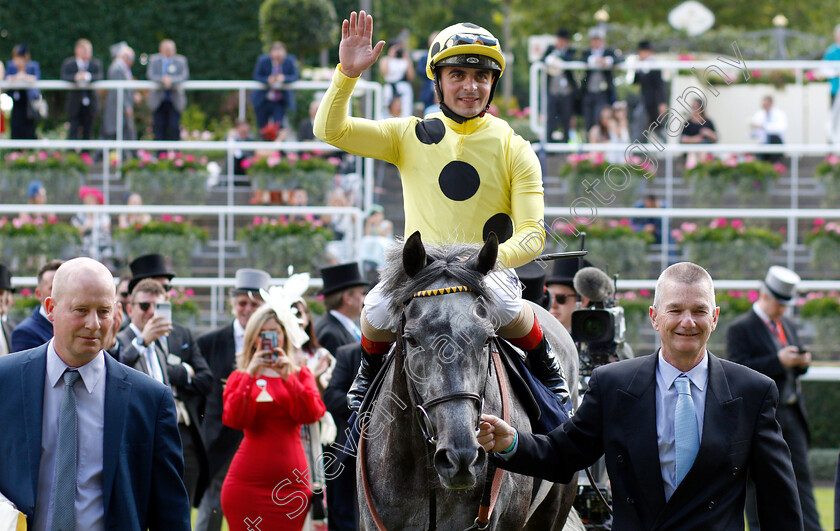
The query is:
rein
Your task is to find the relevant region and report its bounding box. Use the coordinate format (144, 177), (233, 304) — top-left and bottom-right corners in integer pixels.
(358, 285), (510, 530)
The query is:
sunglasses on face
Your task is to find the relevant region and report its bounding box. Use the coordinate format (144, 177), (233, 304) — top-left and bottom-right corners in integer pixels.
(119, 291), (130, 299)
(161, 284), (173, 292)
(447, 33), (499, 48)
(133, 302), (154, 312)
(553, 293), (576, 305)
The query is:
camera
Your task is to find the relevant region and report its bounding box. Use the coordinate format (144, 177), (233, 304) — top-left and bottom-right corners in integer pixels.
(570, 267), (628, 377)
(261, 331), (279, 360)
(395, 48), (404, 58)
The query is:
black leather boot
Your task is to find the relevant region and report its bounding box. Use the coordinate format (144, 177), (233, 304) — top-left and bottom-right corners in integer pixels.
(347, 346), (386, 412)
(525, 338), (571, 405)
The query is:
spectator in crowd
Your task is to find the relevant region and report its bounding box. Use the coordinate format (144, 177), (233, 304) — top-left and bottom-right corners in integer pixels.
(727, 266), (821, 531)
(124, 253), (212, 507)
(314, 263), (367, 357)
(323, 190), (357, 265)
(72, 185), (111, 260)
(545, 258), (589, 331)
(221, 303), (326, 530)
(228, 118), (256, 175)
(416, 31), (439, 111)
(116, 274), (132, 331)
(103, 44), (137, 143)
(588, 104), (627, 163)
(5, 44), (41, 140)
(633, 40), (667, 128)
(480, 262), (802, 530)
(360, 204), (394, 277)
(0, 257), (191, 530)
(61, 38), (103, 140)
(11, 259), (63, 353)
(294, 297), (335, 394)
(0, 264), (14, 356)
(147, 39), (189, 141)
(580, 28), (620, 131)
(118, 192), (152, 229)
(632, 193), (664, 244)
(822, 24), (840, 106)
(750, 95), (787, 163)
(195, 268), (270, 531)
(16, 179), (52, 225)
(252, 41), (299, 137)
(680, 98), (717, 169)
(542, 28), (579, 143)
(297, 97), (321, 141)
(380, 39), (414, 117)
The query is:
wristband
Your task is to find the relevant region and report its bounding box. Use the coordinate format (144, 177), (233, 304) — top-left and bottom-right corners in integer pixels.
(498, 430), (517, 454)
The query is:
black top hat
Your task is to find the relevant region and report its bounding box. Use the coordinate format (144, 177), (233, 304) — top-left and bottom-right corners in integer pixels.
(516, 262), (550, 310)
(128, 254), (175, 294)
(546, 258), (592, 287)
(319, 262), (369, 296)
(638, 40), (653, 51)
(0, 264), (14, 292)
(556, 28), (571, 39)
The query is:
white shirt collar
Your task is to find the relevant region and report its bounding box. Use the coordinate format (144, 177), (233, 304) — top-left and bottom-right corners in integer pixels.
(657, 349), (708, 392)
(46, 338), (106, 395)
(752, 302), (773, 325)
(39, 304), (49, 319)
(233, 318), (246, 339)
(329, 309), (359, 334)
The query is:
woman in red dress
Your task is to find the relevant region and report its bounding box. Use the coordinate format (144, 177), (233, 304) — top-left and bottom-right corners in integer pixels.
(222, 303), (326, 530)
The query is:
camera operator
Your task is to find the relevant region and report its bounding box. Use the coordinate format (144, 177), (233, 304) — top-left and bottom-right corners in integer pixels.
(545, 259), (591, 331)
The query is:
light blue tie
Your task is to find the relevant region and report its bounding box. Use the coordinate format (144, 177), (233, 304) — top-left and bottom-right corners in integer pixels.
(674, 375), (699, 487)
(51, 370), (81, 531)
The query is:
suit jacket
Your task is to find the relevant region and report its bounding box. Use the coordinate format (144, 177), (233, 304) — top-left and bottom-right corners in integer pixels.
(102, 58), (136, 139)
(633, 64), (666, 108)
(0, 345), (191, 530)
(59, 55), (104, 115)
(250, 53), (299, 110)
(146, 53), (189, 112)
(580, 48), (619, 101)
(2, 319), (13, 354)
(10, 307), (53, 353)
(497, 352), (801, 531)
(315, 312), (357, 357)
(4, 60), (41, 100)
(323, 342), (361, 460)
(726, 309), (809, 433)
(196, 322), (243, 479)
(541, 45), (578, 97)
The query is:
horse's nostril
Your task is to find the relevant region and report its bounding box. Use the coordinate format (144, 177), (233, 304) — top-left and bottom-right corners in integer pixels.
(434, 447), (482, 474)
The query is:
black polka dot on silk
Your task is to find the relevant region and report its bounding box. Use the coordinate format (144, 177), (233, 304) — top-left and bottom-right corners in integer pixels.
(482, 213), (513, 243)
(415, 118), (446, 144)
(438, 161), (480, 201)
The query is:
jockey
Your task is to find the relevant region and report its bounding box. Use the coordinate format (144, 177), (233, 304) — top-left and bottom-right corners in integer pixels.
(314, 11), (569, 411)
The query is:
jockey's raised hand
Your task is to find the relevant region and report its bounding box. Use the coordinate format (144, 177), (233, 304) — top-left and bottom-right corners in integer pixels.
(339, 11), (386, 79)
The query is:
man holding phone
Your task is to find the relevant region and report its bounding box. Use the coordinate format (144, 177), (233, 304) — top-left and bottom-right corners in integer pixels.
(727, 266), (821, 531)
(123, 254), (213, 509)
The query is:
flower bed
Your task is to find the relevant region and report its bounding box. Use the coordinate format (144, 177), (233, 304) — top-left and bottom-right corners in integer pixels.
(1, 151), (92, 204)
(168, 286), (200, 327)
(237, 217), (332, 274)
(551, 219), (654, 279)
(815, 155), (840, 208)
(0, 217), (80, 275)
(683, 155), (783, 206)
(113, 215), (208, 273)
(559, 153), (650, 206)
(799, 292), (840, 362)
(805, 219), (840, 279)
(672, 218), (783, 279)
(120, 151), (209, 205)
(244, 152), (338, 204)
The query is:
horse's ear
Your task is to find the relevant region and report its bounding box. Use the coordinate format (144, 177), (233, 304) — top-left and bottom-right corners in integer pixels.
(472, 232), (498, 276)
(403, 231), (427, 277)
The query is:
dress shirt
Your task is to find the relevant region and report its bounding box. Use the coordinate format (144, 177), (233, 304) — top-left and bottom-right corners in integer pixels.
(39, 304), (49, 320)
(76, 58), (91, 82)
(330, 309), (362, 341)
(129, 323), (165, 383)
(33, 340), (106, 531)
(234, 318), (246, 356)
(656, 349), (708, 501)
(751, 107), (787, 142)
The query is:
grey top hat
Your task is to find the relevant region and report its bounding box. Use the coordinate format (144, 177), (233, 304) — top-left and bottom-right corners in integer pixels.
(232, 269), (271, 295)
(764, 265), (800, 306)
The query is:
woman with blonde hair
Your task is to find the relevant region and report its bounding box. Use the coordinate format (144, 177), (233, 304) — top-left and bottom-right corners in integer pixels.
(221, 302), (326, 530)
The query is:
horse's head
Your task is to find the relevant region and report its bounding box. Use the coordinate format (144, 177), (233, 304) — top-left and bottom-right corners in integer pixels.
(399, 231), (498, 490)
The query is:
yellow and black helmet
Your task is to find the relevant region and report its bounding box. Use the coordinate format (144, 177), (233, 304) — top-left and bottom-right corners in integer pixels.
(425, 23), (505, 80)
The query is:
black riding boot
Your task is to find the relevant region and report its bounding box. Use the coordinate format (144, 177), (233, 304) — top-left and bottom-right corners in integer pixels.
(347, 346), (386, 412)
(525, 338), (571, 405)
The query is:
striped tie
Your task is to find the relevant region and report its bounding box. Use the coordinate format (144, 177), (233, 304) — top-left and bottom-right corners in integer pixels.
(51, 370), (81, 531)
(674, 375), (699, 487)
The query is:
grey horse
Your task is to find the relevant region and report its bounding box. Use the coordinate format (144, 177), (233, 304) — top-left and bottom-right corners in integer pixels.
(356, 232), (582, 530)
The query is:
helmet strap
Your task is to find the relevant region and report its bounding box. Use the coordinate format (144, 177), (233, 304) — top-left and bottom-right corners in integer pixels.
(433, 70), (499, 124)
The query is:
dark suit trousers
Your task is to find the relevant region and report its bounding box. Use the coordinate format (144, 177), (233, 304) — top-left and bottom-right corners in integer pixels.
(326, 457), (358, 531)
(255, 99), (288, 130)
(546, 93), (575, 142)
(180, 423), (201, 507)
(154, 100), (181, 141)
(194, 455), (232, 531)
(746, 404), (820, 531)
(69, 101), (95, 140)
(582, 92), (611, 132)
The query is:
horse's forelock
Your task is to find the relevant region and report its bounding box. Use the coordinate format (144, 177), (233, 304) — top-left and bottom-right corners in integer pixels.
(379, 239), (497, 322)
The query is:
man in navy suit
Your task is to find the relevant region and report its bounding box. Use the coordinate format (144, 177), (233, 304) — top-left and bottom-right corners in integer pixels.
(0, 257), (190, 530)
(60, 38), (104, 140)
(11, 260), (63, 353)
(251, 41), (299, 136)
(580, 28), (620, 131)
(542, 28), (579, 142)
(480, 262), (802, 530)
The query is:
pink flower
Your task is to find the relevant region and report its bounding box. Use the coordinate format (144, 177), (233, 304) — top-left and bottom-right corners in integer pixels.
(743, 154), (755, 162)
(174, 158), (184, 167)
(730, 219), (743, 229)
(266, 155), (280, 168)
(805, 70), (816, 81)
(185, 154), (195, 163)
(751, 70), (762, 79)
(709, 219), (718, 229)
(747, 290), (759, 302)
(780, 226), (787, 234)
(685, 158), (697, 170)
(159, 151), (168, 160)
(608, 219), (619, 228)
(814, 218), (826, 227)
(12, 217), (23, 228)
(724, 158), (738, 167)
(623, 291), (637, 300)
(161, 214), (173, 222)
(826, 222), (837, 231)
(678, 54), (693, 61)
(37, 151), (48, 160)
(174, 215), (184, 223)
(185, 288), (194, 296)
(619, 218), (631, 227)
(773, 162), (786, 174)
(715, 218), (728, 227)
(826, 154), (840, 165)
(201, 131), (213, 141)
(301, 152), (312, 161)
(241, 158), (253, 170)
(52, 152), (62, 159)
(200, 156), (208, 165)
(327, 156), (341, 166)
(20, 288), (32, 296)
(286, 152), (300, 163)
(591, 152), (604, 165)
(639, 289), (651, 297)
(175, 152), (183, 159)
(671, 229), (684, 242)
(27, 155), (35, 163)
(80, 152), (93, 165)
(729, 290), (743, 298)
(252, 216), (262, 226)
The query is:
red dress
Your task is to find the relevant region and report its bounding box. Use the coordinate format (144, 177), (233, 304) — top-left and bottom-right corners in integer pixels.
(221, 367), (326, 530)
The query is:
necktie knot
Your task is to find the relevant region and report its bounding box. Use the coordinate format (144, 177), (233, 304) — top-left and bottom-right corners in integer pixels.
(674, 375), (691, 395)
(63, 370), (81, 388)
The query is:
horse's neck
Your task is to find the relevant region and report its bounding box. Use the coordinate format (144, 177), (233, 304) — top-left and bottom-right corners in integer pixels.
(370, 354), (430, 461)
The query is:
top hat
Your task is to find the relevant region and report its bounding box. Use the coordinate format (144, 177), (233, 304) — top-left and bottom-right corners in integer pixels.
(556, 28), (571, 40)
(588, 28), (606, 40)
(319, 262), (369, 296)
(0, 264), (14, 292)
(764, 266), (800, 306)
(231, 269), (271, 295)
(546, 258), (592, 288)
(516, 262), (550, 310)
(128, 254), (175, 294)
(638, 40), (653, 51)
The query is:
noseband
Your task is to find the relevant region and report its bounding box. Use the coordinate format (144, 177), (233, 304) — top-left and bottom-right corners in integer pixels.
(403, 285), (488, 445)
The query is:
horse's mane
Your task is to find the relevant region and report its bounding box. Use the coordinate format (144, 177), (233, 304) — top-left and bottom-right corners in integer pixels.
(379, 238), (497, 322)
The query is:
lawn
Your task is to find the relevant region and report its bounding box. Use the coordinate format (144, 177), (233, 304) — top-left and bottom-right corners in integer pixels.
(816, 486), (835, 531)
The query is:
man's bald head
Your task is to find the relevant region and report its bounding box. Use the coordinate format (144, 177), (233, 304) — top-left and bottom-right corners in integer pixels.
(51, 257), (115, 304)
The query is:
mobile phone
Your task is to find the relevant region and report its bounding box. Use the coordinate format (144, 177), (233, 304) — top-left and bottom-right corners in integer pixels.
(261, 331), (279, 360)
(154, 301), (172, 322)
(797, 346), (807, 355)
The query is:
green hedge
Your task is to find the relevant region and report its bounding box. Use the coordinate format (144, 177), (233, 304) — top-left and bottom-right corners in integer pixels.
(803, 379), (840, 448)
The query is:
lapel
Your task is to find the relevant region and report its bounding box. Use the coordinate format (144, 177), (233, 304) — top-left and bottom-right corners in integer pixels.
(747, 310), (777, 351)
(101, 354), (132, 513)
(20, 346), (47, 506)
(331, 313), (357, 343)
(153, 341), (171, 387)
(618, 354), (667, 516)
(222, 323), (236, 375)
(658, 353), (741, 524)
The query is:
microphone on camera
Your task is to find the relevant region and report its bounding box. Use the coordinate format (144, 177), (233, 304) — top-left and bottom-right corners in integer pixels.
(573, 266), (615, 303)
